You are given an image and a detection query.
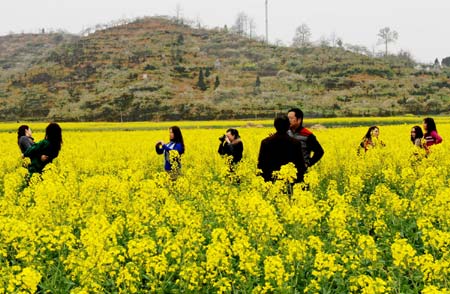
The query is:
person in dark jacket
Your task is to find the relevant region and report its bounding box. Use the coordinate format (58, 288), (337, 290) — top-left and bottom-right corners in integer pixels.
(17, 125), (34, 154)
(287, 108), (324, 168)
(23, 122), (62, 175)
(258, 116), (306, 183)
(218, 128), (243, 165)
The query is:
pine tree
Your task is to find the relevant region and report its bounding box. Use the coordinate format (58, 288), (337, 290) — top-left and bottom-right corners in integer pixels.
(205, 67), (211, 77)
(197, 69), (207, 91)
(214, 75), (220, 89)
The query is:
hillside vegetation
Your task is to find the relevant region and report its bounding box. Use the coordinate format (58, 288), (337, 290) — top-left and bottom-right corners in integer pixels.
(1, 16), (450, 121)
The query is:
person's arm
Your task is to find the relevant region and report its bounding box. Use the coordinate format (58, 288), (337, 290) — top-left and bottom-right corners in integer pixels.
(218, 141), (226, 155)
(23, 140), (46, 158)
(295, 143), (307, 182)
(155, 142), (164, 154)
(432, 131), (442, 144)
(307, 134), (324, 167)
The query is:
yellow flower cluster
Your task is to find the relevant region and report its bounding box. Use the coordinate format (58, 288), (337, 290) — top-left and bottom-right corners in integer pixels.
(0, 121), (449, 292)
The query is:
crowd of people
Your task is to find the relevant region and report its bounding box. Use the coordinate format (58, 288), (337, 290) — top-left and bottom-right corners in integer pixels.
(18, 114), (443, 184)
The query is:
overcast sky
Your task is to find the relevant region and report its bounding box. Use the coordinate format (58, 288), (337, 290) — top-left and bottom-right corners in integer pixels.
(1, 0), (449, 63)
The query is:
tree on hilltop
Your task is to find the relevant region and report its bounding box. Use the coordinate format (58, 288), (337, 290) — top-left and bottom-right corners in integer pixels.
(292, 23), (312, 48)
(377, 27), (398, 56)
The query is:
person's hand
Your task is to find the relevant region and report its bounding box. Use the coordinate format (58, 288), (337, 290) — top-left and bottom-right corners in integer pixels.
(225, 137), (230, 143)
(41, 155), (49, 162)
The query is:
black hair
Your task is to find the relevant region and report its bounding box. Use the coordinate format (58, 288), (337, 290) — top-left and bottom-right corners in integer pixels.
(288, 108), (304, 120)
(411, 125), (423, 143)
(274, 115), (290, 133)
(363, 126), (379, 140)
(170, 126), (185, 150)
(226, 128), (240, 139)
(423, 117), (437, 133)
(17, 125), (29, 142)
(45, 122), (63, 158)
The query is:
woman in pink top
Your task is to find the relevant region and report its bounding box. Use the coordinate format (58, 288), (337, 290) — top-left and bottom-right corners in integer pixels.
(423, 117), (442, 149)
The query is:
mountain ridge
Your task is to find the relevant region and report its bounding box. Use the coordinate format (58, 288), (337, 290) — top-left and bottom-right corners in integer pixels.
(0, 16), (449, 121)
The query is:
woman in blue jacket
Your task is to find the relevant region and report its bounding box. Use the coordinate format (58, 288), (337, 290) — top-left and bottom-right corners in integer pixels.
(155, 126), (185, 174)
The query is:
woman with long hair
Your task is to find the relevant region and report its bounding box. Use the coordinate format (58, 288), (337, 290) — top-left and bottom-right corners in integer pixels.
(360, 125), (385, 152)
(23, 122), (62, 174)
(423, 117), (442, 149)
(410, 125), (424, 147)
(155, 126), (185, 174)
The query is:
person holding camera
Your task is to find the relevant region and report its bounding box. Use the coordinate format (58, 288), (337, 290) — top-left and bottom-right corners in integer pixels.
(218, 128), (243, 165)
(155, 126), (185, 176)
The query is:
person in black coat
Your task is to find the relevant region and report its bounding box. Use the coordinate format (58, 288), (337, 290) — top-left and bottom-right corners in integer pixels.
(218, 128), (243, 164)
(258, 116), (306, 183)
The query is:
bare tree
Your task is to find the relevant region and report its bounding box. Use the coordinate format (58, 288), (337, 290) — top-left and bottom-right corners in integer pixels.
(232, 12), (256, 38)
(232, 12), (248, 36)
(175, 3), (183, 24)
(292, 23), (312, 48)
(329, 31), (338, 47)
(377, 27), (398, 56)
(248, 18), (256, 39)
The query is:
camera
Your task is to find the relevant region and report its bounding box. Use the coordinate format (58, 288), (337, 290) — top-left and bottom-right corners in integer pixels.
(219, 134), (226, 141)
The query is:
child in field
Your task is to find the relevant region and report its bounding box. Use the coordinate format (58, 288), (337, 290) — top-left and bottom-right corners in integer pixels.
(155, 126), (185, 177)
(410, 125), (424, 147)
(359, 126), (385, 153)
(23, 122), (62, 175)
(423, 118), (442, 150)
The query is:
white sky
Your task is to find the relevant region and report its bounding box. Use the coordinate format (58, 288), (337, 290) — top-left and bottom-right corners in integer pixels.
(1, 0), (449, 63)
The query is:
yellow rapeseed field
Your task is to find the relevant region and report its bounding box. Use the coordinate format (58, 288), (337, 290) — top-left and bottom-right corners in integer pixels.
(0, 119), (449, 293)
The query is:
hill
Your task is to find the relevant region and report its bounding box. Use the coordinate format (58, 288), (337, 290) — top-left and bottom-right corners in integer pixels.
(1, 16), (449, 121)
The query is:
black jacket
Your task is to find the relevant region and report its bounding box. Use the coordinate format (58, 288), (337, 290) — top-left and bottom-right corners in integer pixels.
(257, 132), (306, 182)
(218, 139), (243, 164)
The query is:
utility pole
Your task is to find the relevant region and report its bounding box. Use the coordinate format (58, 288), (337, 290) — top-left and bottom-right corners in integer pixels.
(265, 0), (269, 44)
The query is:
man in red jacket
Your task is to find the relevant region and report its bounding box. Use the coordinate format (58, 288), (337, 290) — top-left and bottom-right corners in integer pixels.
(287, 108), (324, 168)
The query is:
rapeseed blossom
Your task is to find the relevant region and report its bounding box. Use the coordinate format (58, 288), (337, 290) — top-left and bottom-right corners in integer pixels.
(0, 122), (449, 292)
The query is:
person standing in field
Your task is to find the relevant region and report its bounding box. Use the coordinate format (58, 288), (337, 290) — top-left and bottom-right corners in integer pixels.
(410, 125), (424, 147)
(218, 128), (243, 166)
(17, 125), (34, 154)
(155, 126), (185, 176)
(423, 117), (442, 149)
(359, 126), (385, 152)
(23, 122), (62, 175)
(287, 108), (324, 168)
(258, 116), (306, 183)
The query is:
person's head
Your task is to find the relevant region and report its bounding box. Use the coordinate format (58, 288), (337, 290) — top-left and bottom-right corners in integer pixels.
(411, 125), (423, 142)
(364, 126), (379, 140)
(423, 117), (437, 133)
(45, 122), (62, 152)
(225, 128), (239, 142)
(274, 115), (290, 133)
(17, 125), (31, 141)
(169, 126), (184, 145)
(287, 108), (303, 129)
